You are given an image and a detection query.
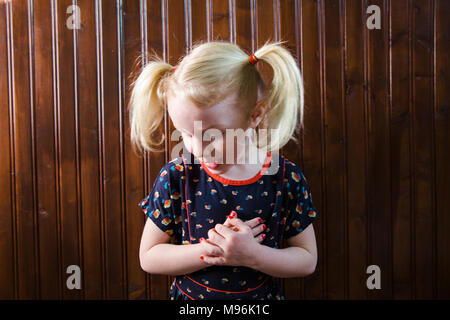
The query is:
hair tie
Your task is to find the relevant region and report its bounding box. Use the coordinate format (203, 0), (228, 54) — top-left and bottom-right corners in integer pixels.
(172, 67), (176, 72)
(249, 53), (259, 65)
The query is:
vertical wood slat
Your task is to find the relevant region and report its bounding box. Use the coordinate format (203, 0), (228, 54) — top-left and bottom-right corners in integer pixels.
(117, 0), (128, 300)
(412, 0), (435, 299)
(95, 0), (107, 299)
(211, 0), (230, 41)
(435, 0), (450, 299)
(345, 0), (368, 300)
(0, 0), (448, 300)
(322, 0), (347, 299)
(76, 0), (102, 299)
(369, 0), (393, 299)
(34, 0), (60, 299)
(55, 0), (83, 300)
(139, 0), (150, 301)
(390, 0), (413, 299)
(299, 0), (326, 300)
(278, 0), (304, 300)
(144, 0), (167, 301)
(122, 0), (146, 300)
(101, 0), (126, 299)
(10, 0), (38, 299)
(0, 0), (15, 299)
(164, 0), (188, 300)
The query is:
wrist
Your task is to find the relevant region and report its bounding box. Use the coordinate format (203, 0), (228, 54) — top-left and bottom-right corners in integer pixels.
(193, 242), (209, 267)
(194, 242), (206, 256)
(245, 242), (264, 270)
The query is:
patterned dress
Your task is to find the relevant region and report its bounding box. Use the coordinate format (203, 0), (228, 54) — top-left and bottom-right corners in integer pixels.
(138, 151), (318, 300)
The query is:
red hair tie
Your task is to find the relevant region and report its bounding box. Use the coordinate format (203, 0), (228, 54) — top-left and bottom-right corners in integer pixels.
(249, 53), (259, 65)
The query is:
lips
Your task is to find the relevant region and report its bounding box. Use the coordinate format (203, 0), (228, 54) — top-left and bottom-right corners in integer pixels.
(203, 161), (219, 169)
(200, 159), (220, 169)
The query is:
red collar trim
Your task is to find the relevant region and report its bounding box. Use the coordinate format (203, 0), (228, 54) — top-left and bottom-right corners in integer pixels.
(200, 152), (272, 186)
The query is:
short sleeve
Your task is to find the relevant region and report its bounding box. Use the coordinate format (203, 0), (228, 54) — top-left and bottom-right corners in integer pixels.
(282, 163), (318, 240)
(138, 163), (182, 240)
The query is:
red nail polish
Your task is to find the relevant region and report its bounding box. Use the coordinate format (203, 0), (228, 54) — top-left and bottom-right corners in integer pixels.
(228, 211), (236, 219)
(262, 224), (267, 230)
(200, 255), (204, 260)
(199, 237), (204, 242)
(261, 234), (266, 239)
(258, 218), (262, 223)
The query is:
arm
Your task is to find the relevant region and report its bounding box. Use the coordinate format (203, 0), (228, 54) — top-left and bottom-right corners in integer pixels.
(139, 215), (266, 276)
(201, 165), (319, 277)
(248, 224), (318, 278)
(202, 218), (317, 278)
(138, 161), (214, 276)
(247, 164), (319, 278)
(139, 217), (220, 276)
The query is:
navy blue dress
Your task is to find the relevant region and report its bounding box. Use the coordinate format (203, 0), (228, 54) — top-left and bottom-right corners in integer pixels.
(138, 151), (318, 300)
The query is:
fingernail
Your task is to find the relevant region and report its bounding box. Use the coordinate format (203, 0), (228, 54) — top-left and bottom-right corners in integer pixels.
(200, 255), (204, 260)
(262, 224), (267, 230)
(228, 211), (236, 219)
(258, 217), (262, 223)
(199, 237), (204, 242)
(261, 234), (266, 239)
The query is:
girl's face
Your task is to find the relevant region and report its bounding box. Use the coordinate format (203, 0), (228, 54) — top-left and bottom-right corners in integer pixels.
(167, 91), (259, 173)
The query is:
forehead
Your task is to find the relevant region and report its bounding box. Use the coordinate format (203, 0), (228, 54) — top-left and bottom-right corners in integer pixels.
(167, 92), (246, 131)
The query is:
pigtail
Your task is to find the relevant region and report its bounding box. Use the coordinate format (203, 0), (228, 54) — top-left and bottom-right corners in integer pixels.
(253, 40), (304, 152)
(128, 57), (173, 155)
(127, 40), (303, 156)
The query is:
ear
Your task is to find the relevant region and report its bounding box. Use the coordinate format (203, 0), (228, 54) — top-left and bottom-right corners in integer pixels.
(248, 99), (266, 129)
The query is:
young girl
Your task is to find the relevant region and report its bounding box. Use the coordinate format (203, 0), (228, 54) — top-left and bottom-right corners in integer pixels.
(130, 40), (318, 300)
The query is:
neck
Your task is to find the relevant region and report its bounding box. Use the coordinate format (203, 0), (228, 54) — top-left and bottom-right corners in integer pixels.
(217, 144), (268, 181)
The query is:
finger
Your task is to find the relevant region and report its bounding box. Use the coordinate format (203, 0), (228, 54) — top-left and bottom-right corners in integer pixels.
(251, 222), (267, 237)
(207, 228), (226, 247)
(223, 218), (242, 232)
(199, 238), (224, 256)
(223, 218), (250, 233)
(255, 233), (266, 243)
(255, 232), (266, 243)
(245, 216), (264, 229)
(214, 223), (237, 239)
(222, 210), (239, 227)
(200, 255), (225, 266)
(228, 210), (237, 219)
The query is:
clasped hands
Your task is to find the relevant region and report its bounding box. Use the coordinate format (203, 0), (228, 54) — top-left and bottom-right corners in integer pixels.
(198, 210), (267, 268)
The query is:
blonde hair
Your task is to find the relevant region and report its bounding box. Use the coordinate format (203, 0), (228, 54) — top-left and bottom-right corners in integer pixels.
(129, 40), (304, 155)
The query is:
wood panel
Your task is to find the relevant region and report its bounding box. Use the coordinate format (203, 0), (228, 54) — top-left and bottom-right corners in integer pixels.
(390, 0), (413, 299)
(345, 0), (368, 300)
(435, 0), (450, 299)
(0, 0), (448, 300)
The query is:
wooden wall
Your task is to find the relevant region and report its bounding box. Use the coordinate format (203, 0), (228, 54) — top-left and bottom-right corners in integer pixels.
(0, 0), (448, 300)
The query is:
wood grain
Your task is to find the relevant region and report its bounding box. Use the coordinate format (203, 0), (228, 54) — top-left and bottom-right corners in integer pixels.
(0, 0), (448, 300)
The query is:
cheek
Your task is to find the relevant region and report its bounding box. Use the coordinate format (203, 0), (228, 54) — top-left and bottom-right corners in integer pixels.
(214, 136), (226, 152)
(181, 135), (192, 152)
